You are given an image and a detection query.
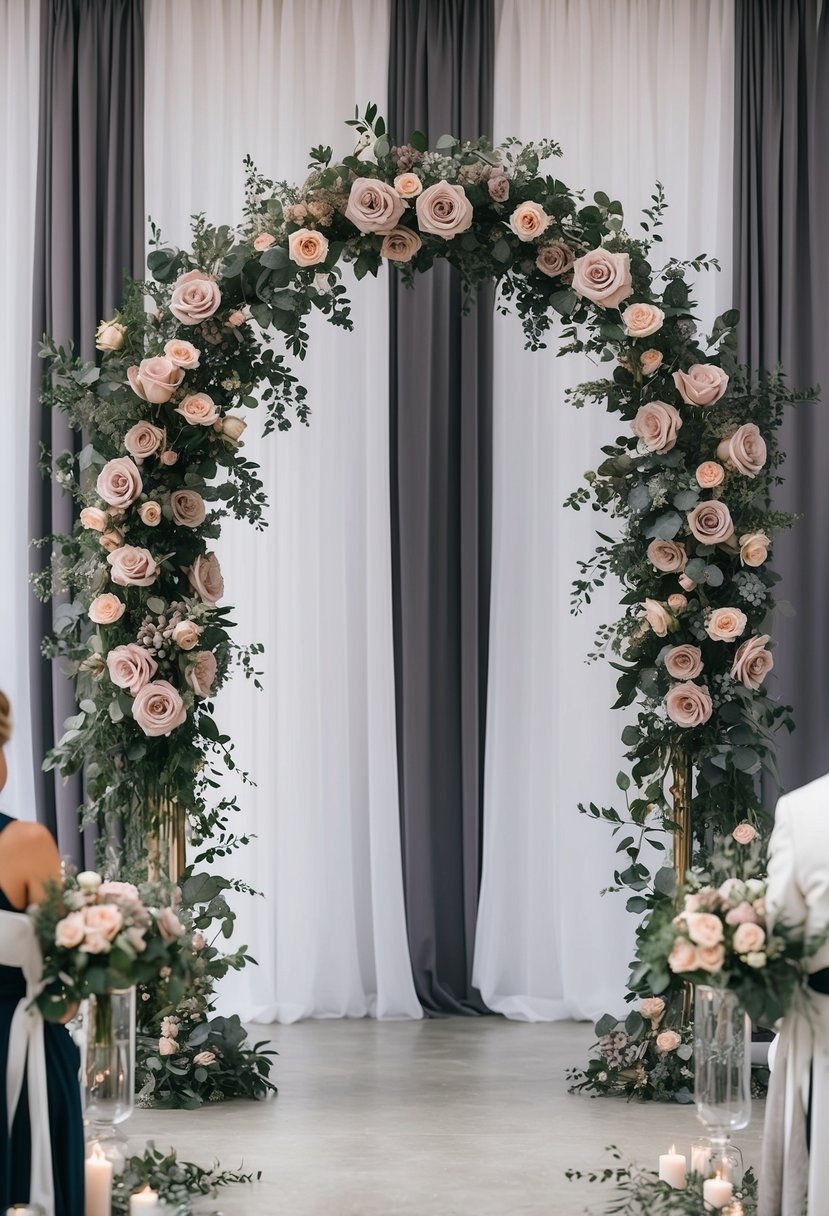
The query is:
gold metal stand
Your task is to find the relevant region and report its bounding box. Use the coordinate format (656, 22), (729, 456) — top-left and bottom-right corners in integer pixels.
(147, 797), (187, 884)
(670, 750), (693, 1021)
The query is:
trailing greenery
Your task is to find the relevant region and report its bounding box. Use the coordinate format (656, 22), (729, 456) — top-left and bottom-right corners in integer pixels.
(111, 1144), (259, 1214)
(566, 1147), (757, 1214)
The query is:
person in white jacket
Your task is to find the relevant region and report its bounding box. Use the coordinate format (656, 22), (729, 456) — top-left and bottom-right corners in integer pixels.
(758, 777), (829, 1216)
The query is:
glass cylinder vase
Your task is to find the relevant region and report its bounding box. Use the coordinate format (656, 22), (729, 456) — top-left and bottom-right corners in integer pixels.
(694, 985), (751, 1141)
(82, 987), (136, 1140)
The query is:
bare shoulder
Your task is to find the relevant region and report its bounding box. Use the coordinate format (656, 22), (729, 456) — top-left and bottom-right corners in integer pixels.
(0, 820), (60, 864)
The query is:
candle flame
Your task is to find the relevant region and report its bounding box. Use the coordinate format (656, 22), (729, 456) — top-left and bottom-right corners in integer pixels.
(90, 1143), (106, 1161)
(670, 1144), (676, 1154)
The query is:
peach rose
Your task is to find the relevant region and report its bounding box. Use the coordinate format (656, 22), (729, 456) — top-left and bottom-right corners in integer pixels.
(394, 173), (423, 198)
(98, 880), (140, 904)
(678, 573), (696, 592)
(172, 620), (201, 651)
(139, 502), (162, 526)
(164, 339), (200, 369)
(535, 241), (575, 278)
(697, 944), (726, 973)
(640, 997), (665, 1022)
(193, 1050), (217, 1066)
(706, 607), (747, 642)
(696, 461), (725, 489)
(253, 233), (276, 251)
(630, 400), (682, 454)
(656, 1030), (682, 1053)
(647, 539), (687, 573)
(668, 593), (687, 613)
(288, 228), (330, 268)
(665, 682), (713, 728)
(99, 528), (124, 553)
(726, 901), (759, 926)
(55, 911), (86, 949)
(346, 177), (406, 234)
(228, 309), (247, 327)
(89, 593), (125, 625)
(572, 249), (633, 309)
(739, 531), (770, 568)
(415, 180), (473, 240)
(158, 1036), (177, 1057)
(84, 903), (124, 941)
(186, 650), (217, 697)
(487, 174), (510, 203)
(380, 227), (423, 263)
(107, 546), (159, 588)
(188, 552), (224, 604)
(673, 363), (729, 406)
(665, 645), (703, 680)
(106, 643), (158, 696)
(644, 598), (674, 637)
(686, 912), (724, 947)
(171, 489), (206, 528)
(509, 200), (551, 242)
(639, 349), (663, 377)
(96, 457), (143, 509)
(132, 680), (187, 737)
(717, 423), (767, 478)
(732, 823), (759, 846)
(80, 507), (108, 532)
(622, 303), (664, 339)
(80, 930), (111, 955)
(124, 422), (164, 461)
(687, 500), (734, 545)
(734, 922), (766, 954)
(158, 906), (186, 942)
(731, 634), (774, 690)
(176, 393), (219, 426)
(95, 320), (126, 351)
(668, 938), (699, 973)
(127, 356), (184, 404)
(160, 450), (178, 466)
(169, 269), (221, 326)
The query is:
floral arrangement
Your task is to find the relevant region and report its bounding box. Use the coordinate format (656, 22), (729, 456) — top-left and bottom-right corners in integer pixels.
(111, 1144), (259, 1215)
(566, 1147), (757, 1215)
(567, 997), (694, 1103)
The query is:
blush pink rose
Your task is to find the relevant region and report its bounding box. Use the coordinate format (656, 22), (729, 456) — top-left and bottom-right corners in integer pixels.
(687, 500), (734, 545)
(160, 451), (178, 466)
(96, 457), (143, 509)
(656, 1030), (682, 1053)
(98, 881), (140, 904)
(176, 392), (219, 426)
(172, 620), (201, 651)
(640, 349), (663, 377)
(288, 228), (330, 267)
(640, 997), (666, 1022)
(158, 1036), (177, 1057)
(107, 546), (159, 588)
(644, 598), (674, 637)
(80, 507), (108, 532)
(572, 249), (633, 309)
(380, 227), (423, 263)
(132, 680), (187, 737)
(169, 269), (221, 326)
(622, 303), (664, 339)
(124, 422), (164, 461)
(89, 593), (125, 625)
(193, 1050), (217, 1066)
(678, 573), (696, 592)
(668, 938), (699, 973)
(717, 423), (767, 477)
(647, 539), (687, 573)
(696, 461), (725, 489)
(158, 906), (186, 942)
(95, 320), (126, 351)
(739, 532), (770, 568)
(394, 173), (423, 198)
(253, 233), (276, 251)
(726, 901), (759, 926)
(55, 912), (86, 949)
(84, 903), (124, 941)
(487, 174), (510, 203)
(673, 364), (729, 406)
(187, 552), (224, 604)
(732, 822), (759, 846)
(509, 200), (551, 242)
(80, 931), (111, 955)
(665, 682), (713, 728)
(170, 489), (206, 528)
(535, 241), (575, 278)
(731, 634), (774, 690)
(733, 922), (766, 954)
(139, 502), (162, 526)
(100, 528), (124, 553)
(415, 181), (473, 240)
(630, 400), (682, 454)
(127, 357), (184, 404)
(667, 593), (687, 613)
(346, 177), (406, 234)
(186, 650), (217, 698)
(697, 944), (726, 973)
(706, 607), (747, 642)
(686, 912), (724, 947)
(665, 645), (703, 680)
(106, 643), (158, 696)
(164, 339), (200, 369)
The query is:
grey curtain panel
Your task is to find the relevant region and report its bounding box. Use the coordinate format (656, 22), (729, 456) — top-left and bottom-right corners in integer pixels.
(29, 0), (144, 862)
(388, 0), (495, 1014)
(734, 0), (829, 797)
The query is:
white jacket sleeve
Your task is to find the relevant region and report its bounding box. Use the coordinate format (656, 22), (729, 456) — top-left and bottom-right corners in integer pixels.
(766, 795), (808, 934)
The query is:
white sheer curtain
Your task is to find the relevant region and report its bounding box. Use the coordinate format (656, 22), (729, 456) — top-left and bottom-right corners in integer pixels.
(474, 0), (736, 1020)
(144, 0), (420, 1022)
(0, 0), (39, 821)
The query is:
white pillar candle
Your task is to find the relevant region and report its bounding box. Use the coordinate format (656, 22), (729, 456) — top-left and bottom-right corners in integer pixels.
(691, 1141), (712, 1177)
(85, 1143), (113, 1216)
(658, 1145), (687, 1189)
(703, 1173), (734, 1209)
(129, 1185), (160, 1212)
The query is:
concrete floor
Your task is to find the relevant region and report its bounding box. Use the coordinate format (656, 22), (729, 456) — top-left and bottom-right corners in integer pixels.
(127, 1019), (765, 1215)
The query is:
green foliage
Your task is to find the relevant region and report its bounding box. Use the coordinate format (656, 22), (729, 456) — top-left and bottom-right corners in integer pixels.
(566, 1147), (759, 1214)
(111, 1143), (260, 1214)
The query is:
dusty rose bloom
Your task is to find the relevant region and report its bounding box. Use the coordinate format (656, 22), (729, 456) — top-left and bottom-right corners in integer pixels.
(89, 593), (125, 625)
(160, 450), (179, 466)
(668, 938), (699, 973)
(621, 303), (664, 339)
(394, 173), (423, 198)
(673, 363), (729, 406)
(127, 356), (184, 404)
(647, 539), (687, 573)
(572, 250), (632, 309)
(678, 573), (696, 592)
(665, 682), (713, 728)
(97, 457), (143, 508)
(55, 912), (86, 948)
(158, 906), (186, 941)
(188, 552), (224, 604)
(640, 349), (663, 376)
(726, 900), (759, 925)
(487, 174), (510, 203)
(734, 922), (766, 954)
(686, 912), (723, 947)
(107, 546), (159, 588)
(253, 233), (276, 251)
(176, 392), (220, 426)
(106, 643), (158, 696)
(164, 339), (200, 369)
(717, 423), (767, 477)
(696, 461), (725, 489)
(80, 507), (108, 532)
(380, 227), (423, 263)
(99, 529), (124, 553)
(158, 1037), (177, 1057)
(706, 607), (747, 642)
(643, 598), (674, 637)
(171, 489), (206, 528)
(732, 822), (759, 845)
(630, 400), (682, 454)
(193, 1050), (217, 1066)
(667, 593), (687, 613)
(664, 645), (703, 680)
(124, 422), (164, 462)
(173, 620), (201, 651)
(132, 681), (187, 737)
(288, 228), (330, 267)
(656, 1030), (682, 1053)
(687, 500), (734, 545)
(186, 650), (217, 697)
(739, 531), (770, 567)
(535, 241), (575, 278)
(509, 200), (551, 242)
(697, 944), (726, 973)
(84, 903), (124, 941)
(415, 181), (473, 240)
(139, 502), (162, 526)
(346, 177), (406, 234)
(170, 269), (221, 326)
(731, 634), (774, 690)
(639, 997), (665, 1023)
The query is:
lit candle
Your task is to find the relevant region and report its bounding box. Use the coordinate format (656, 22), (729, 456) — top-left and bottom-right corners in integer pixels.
(703, 1171), (734, 1210)
(129, 1185), (160, 1212)
(85, 1143), (113, 1216)
(658, 1145), (687, 1189)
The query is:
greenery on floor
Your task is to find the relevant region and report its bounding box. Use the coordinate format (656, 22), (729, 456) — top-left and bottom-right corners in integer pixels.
(566, 1147), (757, 1214)
(112, 1144), (260, 1214)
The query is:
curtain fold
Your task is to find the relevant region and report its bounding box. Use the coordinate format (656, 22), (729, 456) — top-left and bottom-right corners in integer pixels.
(28, 0), (145, 862)
(475, 0), (736, 1020)
(734, 0), (829, 796)
(388, 0), (495, 1015)
(144, 0), (420, 1023)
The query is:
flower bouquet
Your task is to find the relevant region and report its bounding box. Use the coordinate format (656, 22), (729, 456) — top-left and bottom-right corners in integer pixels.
(567, 997), (695, 1103)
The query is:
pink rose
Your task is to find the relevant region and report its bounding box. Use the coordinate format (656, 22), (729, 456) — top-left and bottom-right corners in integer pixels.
(176, 392), (219, 426)
(639, 997), (665, 1022)
(187, 552), (224, 605)
(96, 457), (143, 509)
(739, 531), (770, 568)
(193, 1050), (217, 1066)
(139, 502), (162, 526)
(673, 364), (729, 406)
(668, 938), (699, 973)
(80, 507), (108, 532)
(169, 269), (221, 326)
(667, 593), (687, 613)
(380, 227), (423, 263)
(678, 573), (696, 592)
(55, 912), (86, 949)
(164, 339), (200, 370)
(726, 901), (759, 926)
(643, 598), (674, 637)
(718, 878), (743, 904)
(170, 489), (206, 528)
(665, 682), (713, 728)
(535, 241), (575, 278)
(84, 903), (124, 941)
(95, 320), (126, 351)
(656, 1030), (682, 1053)
(253, 233), (276, 251)
(415, 180), (473, 240)
(160, 450), (178, 467)
(733, 922), (766, 954)
(647, 539), (687, 573)
(717, 423), (767, 477)
(127, 357), (184, 404)
(124, 422), (165, 461)
(186, 650), (217, 698)
(487, 174), (510, 203)
(622, 303), (664, 339)
(80, 931), (111, 955)
(288, 228), (330, 268)
(394, 173), (423, 198)
(172, 620), (201, 651)
(132, 680), (187, 737)
(706, 607), (747, 643)
(731, 634), (774, 690)
(732, 822), (758, 846)
(106, 643), (158, 696)
(107, 546), (159, 588)
(509, 201), (551, 242)
(687, 500), (734, 545)
(98, 881), (140, 904)
(630, 400), (682, 454)
(158, 1036), (177, 1057)
(89, 593), (125, 625)
(346, 177), (406, 234)
(640, 350), (663, 376)
(686, 912), (724, 947)
(665, 645), (703, 680)
(100, 529), (124, 553)
(158, 906), (185, 942)
(221, 415), (246, 444)
(696, 461), (725, 489)
(697, 944), (726, 973)
(572, 250), (633, 309)
(228, 309), (247, 327)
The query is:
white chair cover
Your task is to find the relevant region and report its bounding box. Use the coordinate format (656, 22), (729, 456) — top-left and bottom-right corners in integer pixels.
(0, 907), (53, 1214)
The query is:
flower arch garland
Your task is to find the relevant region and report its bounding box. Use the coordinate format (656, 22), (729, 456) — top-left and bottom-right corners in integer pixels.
(38, 104), (808, 1106)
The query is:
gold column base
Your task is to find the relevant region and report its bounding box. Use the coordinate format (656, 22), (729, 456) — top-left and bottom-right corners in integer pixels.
(670, 750), (693, 1022)
(147, 798), (187, 884)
